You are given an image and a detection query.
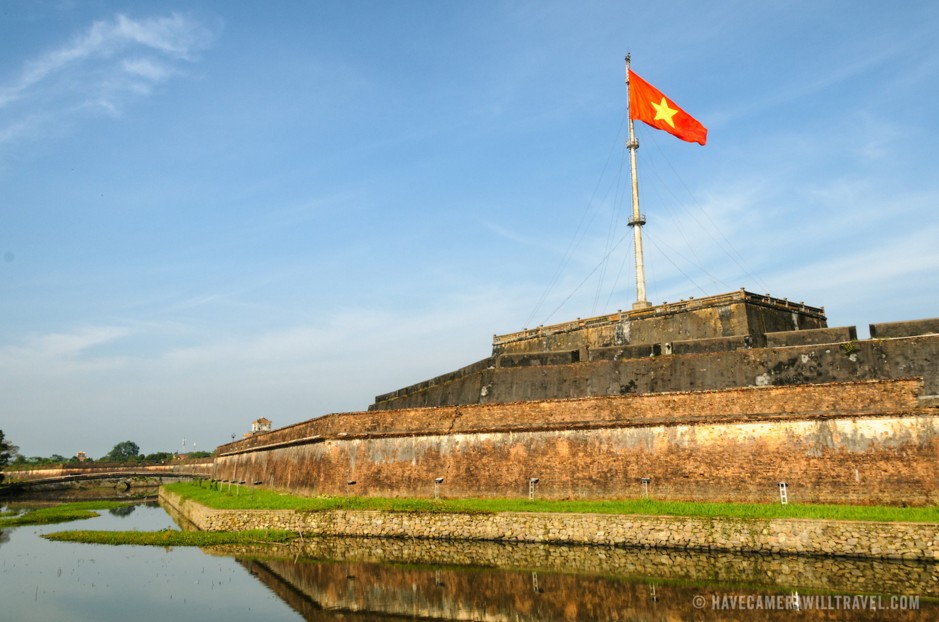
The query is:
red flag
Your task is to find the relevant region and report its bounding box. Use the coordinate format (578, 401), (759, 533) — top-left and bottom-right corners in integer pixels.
(628, 69), (707, 146)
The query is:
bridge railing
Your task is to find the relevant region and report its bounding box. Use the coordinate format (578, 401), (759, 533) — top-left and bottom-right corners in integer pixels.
(3, 460), (213, 482)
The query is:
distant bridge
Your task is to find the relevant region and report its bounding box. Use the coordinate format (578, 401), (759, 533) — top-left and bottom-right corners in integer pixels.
(1, 463), (212, 495)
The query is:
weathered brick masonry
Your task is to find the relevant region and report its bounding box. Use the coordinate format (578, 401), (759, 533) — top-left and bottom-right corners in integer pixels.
(214, 379), (938, 505)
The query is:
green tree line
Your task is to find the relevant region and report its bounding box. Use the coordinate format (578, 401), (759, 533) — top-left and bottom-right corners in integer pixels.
(0, 431), (211, 474)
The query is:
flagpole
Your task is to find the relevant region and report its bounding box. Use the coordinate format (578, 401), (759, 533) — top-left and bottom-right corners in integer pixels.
(625, 54), (651, 310)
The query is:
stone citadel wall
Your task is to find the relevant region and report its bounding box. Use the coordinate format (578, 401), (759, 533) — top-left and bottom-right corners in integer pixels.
(214, 379), (938, 506)
(370, 331), (939, 411)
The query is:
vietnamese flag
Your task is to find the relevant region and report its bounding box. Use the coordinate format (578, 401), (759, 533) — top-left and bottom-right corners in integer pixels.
(628, 69), (707, 146)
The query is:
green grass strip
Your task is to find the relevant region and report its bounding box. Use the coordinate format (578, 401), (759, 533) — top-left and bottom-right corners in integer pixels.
(0, 501), (128, 528)
(43, 528), (298, 547)
(165, 482), (939, 523)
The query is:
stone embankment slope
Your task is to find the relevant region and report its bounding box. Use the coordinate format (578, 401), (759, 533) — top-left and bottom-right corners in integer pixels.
(160, 489), (938, 561)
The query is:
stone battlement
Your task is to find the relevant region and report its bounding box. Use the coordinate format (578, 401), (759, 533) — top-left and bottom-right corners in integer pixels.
(493, 289), (825, 352)
(371, 326), (939, 411)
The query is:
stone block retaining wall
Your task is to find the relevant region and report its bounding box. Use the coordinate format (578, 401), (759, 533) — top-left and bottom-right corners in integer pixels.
(160, 489), (938, 561)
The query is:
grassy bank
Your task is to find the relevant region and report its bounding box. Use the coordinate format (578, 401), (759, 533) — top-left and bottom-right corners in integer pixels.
(0, 501), (127, 528)
(0, 495), (296, 547)
(43, 528), (298, 547)
(165, 482), (939, 523)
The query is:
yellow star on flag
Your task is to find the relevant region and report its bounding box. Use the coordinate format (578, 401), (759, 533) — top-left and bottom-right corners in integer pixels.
(650, 97), (678, 128)
(628, 68), (707, 145)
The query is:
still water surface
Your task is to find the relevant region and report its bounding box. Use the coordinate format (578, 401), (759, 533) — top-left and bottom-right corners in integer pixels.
(0, 504), (299, 622)
(0, 501), (935, 621)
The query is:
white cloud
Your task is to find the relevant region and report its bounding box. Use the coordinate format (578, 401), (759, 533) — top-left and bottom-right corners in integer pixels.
(17, 13), (210, 90)
(108, 13), (211, 61)
(0, 12), (215, 142)
(122, 57), (174, 82)
(0, 325), (130, 364)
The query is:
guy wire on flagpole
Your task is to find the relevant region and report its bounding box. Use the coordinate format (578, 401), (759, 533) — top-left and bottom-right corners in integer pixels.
(625, 53), (651, 310)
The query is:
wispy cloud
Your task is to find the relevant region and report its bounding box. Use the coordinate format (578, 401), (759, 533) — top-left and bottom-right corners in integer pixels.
(0, 13), (215, 142)
(0, 325), (131, 363)
(122, 57), (174, 84)
(0, 326), (134, 391)
(477, 218), (538, 247)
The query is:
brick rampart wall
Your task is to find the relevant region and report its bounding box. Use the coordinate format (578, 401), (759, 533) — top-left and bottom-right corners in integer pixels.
(214, 380), (938, 506)
(226, 379), (922, 453)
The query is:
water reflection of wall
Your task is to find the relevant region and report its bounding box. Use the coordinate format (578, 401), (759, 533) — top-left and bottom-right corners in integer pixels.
(214, 537), (938, 599)
(284, 538), (939, 598)
(233, 548), (936, 622)
(241, 558), (665, 622)
(4, 485), (160, 503)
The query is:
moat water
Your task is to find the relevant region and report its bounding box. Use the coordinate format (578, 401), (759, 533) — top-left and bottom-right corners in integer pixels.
(1, 501), (935, 621)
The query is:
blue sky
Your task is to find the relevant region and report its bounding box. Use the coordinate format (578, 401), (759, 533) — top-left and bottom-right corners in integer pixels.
(2, 1), (937, 458)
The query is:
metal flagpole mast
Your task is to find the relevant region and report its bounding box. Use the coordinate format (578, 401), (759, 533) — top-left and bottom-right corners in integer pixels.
(625, 54), (651, 310)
